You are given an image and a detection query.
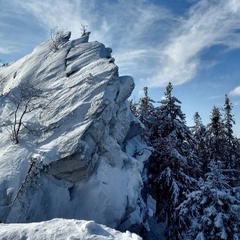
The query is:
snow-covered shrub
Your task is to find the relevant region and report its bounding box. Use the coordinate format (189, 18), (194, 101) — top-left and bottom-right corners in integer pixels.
(177, 186), (240, 239)
(80, 24), (90, 36)
(50, 28), (67, 52)
(7, 84), (44, 143)
(177, 161), (240, 239)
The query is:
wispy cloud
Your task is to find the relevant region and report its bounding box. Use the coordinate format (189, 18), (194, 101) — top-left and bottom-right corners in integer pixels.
(0, 46), (17, 55)
(208, 95), (223, 100)
(149, 0), (240, 87)
(0, 3), (20, 55)
(230, 86), (240, 96)
(0, 1), (47, 57)
(13, 0), (173, 72)
(13, 0), (88, 37)
(2, 0), (240, 91)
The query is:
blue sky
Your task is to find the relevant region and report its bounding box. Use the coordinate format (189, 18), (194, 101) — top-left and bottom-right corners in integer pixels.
(1, 0), (240, 136)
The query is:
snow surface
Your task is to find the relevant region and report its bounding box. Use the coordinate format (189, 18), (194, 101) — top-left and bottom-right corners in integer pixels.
(0, 33), (150, 236)
(0, 218), (142, 240)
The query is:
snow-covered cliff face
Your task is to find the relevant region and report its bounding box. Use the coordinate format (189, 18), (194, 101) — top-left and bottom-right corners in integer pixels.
(0, 33), (149, 230)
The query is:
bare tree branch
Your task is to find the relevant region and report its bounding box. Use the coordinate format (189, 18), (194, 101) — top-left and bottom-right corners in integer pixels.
(50, 27), (65, 52)
(7, 84), (45, 143)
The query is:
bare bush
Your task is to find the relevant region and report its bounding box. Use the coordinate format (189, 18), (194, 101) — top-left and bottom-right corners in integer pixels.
(81, 24), (90, 36)
(50, 27), (65, 52)
(7, 84), (44, 143)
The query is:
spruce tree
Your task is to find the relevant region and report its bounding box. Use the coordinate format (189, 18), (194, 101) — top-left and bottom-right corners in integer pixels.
(192, 112), (208, 177)
(222, 94), (240, 187)
(206, 106), (225, 163)
(176, 100), (240, 239)
(147, 82), (199, 239)
(223, 94), (235, 142)
(177, 161), (240, 239)
(135, 86), (155, 143)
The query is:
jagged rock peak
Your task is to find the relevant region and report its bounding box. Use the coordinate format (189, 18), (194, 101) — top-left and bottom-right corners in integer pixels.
(0, 32), (150, 231)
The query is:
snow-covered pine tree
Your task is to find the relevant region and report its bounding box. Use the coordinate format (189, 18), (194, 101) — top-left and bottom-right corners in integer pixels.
(192, 112), (208, 177)
(206, 106), (225, 164)
(177, 160), (240, 239)
(136, 87), (155, 121)
(192, 112), (205, 137)
(147, 82), (200, 239)
(224, 94), (235, 143)
(135, 86), (155, 143)
(223, 94), (240, 187)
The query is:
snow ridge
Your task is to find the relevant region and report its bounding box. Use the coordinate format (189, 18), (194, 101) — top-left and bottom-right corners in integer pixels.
(0, 218), (142, 240)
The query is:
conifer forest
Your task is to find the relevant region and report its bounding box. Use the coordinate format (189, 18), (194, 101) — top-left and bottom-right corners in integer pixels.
(130, 83), (240, 239)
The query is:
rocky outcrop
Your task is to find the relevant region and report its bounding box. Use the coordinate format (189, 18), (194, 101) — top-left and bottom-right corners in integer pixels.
(0, 33), (150, 230)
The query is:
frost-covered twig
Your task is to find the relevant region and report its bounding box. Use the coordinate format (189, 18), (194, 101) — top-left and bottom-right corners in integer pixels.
(7, 84), (45, 143)
(50, 27), (65, 52)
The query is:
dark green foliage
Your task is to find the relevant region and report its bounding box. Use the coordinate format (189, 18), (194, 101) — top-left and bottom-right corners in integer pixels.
(177, 162), (240, 239)
(141, 83), (199, 238)
(192, 112), (208, 177)
(132, 83), (240, 239)
(222, 95), (240, 187)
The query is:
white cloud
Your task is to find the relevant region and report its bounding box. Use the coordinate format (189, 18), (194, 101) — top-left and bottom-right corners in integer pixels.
(208, 95), (223, 100)
(0, 46), (17, 55)
(230, 86), (240, 96)
(14, 0), (88, 38)
(13, 0), (171, 44)
(12, 0), (174, 78)
(3, 0), (240, 91)
(149, 0), (240, 87)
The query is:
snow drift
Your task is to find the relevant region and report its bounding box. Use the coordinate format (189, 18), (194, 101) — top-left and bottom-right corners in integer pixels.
(0, 218), (141, 240)
(0, 32), (150, 232)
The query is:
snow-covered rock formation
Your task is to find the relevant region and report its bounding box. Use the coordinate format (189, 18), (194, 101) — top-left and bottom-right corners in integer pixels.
(0, 32), (150, 231)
